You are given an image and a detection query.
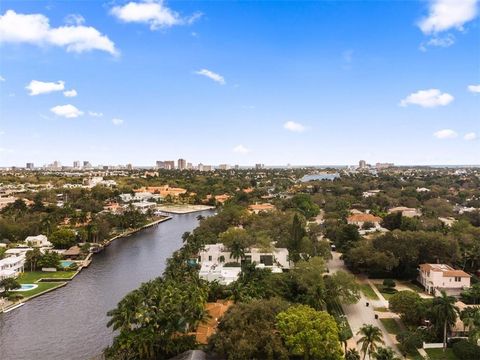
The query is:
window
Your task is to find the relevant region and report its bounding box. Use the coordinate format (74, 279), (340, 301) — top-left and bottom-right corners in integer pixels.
(455, 276), (461, 282)
(260, 255), (273, 266)
(208, 255), (212, 261)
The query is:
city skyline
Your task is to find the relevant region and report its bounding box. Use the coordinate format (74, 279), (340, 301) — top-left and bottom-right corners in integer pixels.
(1, 0), (479, 166)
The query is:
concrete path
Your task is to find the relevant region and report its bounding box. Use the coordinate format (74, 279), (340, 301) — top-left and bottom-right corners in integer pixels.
(328, 252), (403, 358)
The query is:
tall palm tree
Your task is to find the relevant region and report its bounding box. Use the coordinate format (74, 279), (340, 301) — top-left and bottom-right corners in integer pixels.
(431, 290), (459, 352)
(372, 347), (400, 360)
(356, 324), (384, 360)
(229, 240), (246, 262)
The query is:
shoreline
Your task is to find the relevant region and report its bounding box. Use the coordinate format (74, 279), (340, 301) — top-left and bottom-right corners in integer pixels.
(155, 204), (215, 214)
(1, 216), (172, 314)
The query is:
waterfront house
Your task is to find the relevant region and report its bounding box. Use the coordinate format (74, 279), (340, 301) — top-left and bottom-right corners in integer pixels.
(25, 234), (52, 248)
(64, 245), (81, 259)
(0, 255), (25, 280)
(418, 263), (471, 297)
(197, 243), (290, 285)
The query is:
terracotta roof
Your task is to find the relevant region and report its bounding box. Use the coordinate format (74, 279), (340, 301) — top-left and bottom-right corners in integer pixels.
(248, 203), (275, 212)
(419, 263), (471, 278)
(195, 301), (233, 344)
(347, 213), (382, 223)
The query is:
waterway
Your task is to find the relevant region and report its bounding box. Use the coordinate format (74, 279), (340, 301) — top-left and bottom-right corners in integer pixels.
(0, 210), (214, 360)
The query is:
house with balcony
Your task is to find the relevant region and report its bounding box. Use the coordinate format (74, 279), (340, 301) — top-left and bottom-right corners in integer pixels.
(0, 255), (25, 280)
(197, 243), (291, 285)
(418, 263), (471, 297)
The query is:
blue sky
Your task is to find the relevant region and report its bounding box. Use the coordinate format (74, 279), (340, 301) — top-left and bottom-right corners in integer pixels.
(0, 0), (479, 167)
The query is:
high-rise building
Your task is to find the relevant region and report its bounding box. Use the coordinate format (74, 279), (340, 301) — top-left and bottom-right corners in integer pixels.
(358, 160), (366, 169)
(156, 161), (165, 169)
(164, 161), (175, 170)
(255, 163), (264, 170)
(73, 161), (80, 168)
(83, 161), (92, 168)
(126, 163), (133, 170)
(187, 162), (193, 170)
(26, 162), (34, 170)
(178, 158), (187, 170)
(218, 164), (230, 170)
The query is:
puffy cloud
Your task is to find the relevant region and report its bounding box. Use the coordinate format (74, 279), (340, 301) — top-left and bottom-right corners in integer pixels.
(110, 0), (201, 30)
(400, 89), (454, 108)
(63, 89), (77, 97)
(284, 121), (306, 133)
(112, 118), (124, 125)
(468, 84), (480, 93)
(50, 104), (83, 118)
(418, 0), (478, 34)
(233, 144), (250, 154)
(464, 132), (477, 141)
(195, 69), (225, 85)
(0, 10), (117, 55)
(0, 75), (5, 81)
(433, 129), (458, 139)
(88, 111), (103, 117)
(26, 80), (64, 95)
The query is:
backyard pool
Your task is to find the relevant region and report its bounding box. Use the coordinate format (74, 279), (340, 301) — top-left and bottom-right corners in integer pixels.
(14, 284), (38, 292)
(60, 261), (75, 268)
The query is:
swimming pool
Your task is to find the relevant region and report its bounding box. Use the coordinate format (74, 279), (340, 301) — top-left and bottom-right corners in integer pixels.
(14, 284), (39, 292)
(60, 260), (75, 268)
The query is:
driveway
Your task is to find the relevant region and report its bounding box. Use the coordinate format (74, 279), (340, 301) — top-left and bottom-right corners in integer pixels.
(328, 252), (403, 357)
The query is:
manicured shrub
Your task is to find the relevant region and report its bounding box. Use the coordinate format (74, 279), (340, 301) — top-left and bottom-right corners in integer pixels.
(452, 340), (480, 360)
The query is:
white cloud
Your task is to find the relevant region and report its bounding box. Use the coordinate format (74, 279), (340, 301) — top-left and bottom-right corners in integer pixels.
(195, 69), (225, 85)
(64, 14), (85, 26)
(110, 0), (201, 30)
(0, 130), (5, 135)
(26, 80), (64, 95)
(0, 75), (5, 81)
(464, 132), (477, 141)
(418, 0), (478, 34)
(50, 104), (83, 118)
(400, 89), (454, 108)
(433, 129), (458, 139)
(419, 33), (456, 50)
(88, 111), (103, 117)
(284, 121), (306, 133)
(468, 84), (480, 93)
(63, 89), (77, 97)
(0, 10), (118, 55)
(112, 118), (124, 125)
(233, 144), (250, 154)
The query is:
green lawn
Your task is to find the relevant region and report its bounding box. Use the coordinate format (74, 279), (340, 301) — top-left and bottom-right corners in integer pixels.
(403, 282), (425, 293)
(373, 284), (397, 300)
(18, 271), (76, 283)
(359, 283), (379, 300)
(14, 282), (66, 299)
(380, 318), (401, 335)
(425, 348), (458, 360)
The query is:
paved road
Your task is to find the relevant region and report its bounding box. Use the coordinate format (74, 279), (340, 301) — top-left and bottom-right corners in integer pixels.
(328, 252), (403, 357)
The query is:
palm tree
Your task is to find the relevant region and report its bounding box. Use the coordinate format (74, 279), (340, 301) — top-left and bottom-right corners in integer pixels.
(431, 290), (459, 352)
(229, 240), (246, 262)
(345, 348), (361, 360)
(357, 324), (384, 360)
(372, 347), (400, 360)
(460, 306), (480, 342)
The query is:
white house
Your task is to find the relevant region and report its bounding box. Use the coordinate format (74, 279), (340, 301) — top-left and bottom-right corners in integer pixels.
(25, 234), (52, 248)
(0, 255), (25, 280)
(418, 263), (471, 297)
(388, 207), (422, 218)
(119, 192), (161, 203)
(197, 244), (291, 285)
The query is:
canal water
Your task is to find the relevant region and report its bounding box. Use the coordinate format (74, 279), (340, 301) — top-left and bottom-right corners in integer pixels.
(0, 211), (213, 360)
